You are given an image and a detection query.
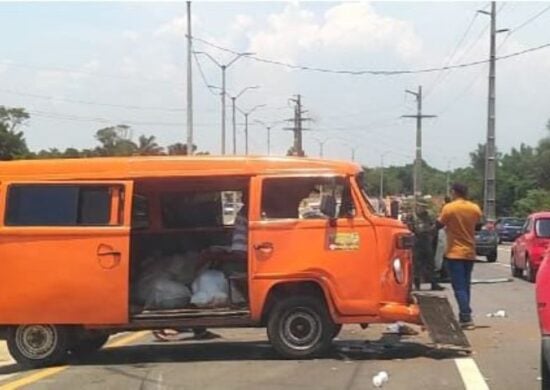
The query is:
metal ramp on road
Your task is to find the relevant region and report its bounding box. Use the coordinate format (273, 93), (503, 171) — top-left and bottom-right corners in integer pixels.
(414, 293), (471, 350)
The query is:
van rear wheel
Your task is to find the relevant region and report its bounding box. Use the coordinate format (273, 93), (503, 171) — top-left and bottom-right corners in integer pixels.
(267, 296), (334, 359)
(7, 325), (70, 368)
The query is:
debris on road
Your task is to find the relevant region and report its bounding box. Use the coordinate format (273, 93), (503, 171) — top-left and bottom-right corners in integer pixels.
(384, 321), (419, 336)
(372, 371), (389, 387)
(471, 278), (513, 285)
(486, 310), (507, 318)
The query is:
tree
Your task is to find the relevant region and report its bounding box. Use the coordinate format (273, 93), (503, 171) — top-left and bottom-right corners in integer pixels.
(0, 125), (28, 160)
(513, 189), (550, 216)
(0, 106), (30, 133)
(0, 106), (30, 160)
(137, 135), (163, 156)
(167, 142), (197, 155)
(95, 125), (137, 156)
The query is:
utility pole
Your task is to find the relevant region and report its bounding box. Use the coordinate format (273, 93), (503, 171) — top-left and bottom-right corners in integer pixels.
(402, 86), (436, 197)
(478, 1), (506, 221)
(285, 95), (310, 156)
(186, 1), (193, 155)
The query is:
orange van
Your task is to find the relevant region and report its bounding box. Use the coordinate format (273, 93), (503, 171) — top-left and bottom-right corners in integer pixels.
(0, 156), (461, 367)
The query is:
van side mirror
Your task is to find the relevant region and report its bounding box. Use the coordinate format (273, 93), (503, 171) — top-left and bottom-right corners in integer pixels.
(320, 194), (337, 219)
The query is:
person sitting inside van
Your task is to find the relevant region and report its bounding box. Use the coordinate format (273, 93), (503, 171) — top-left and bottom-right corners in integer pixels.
(196, 194), (248, 277)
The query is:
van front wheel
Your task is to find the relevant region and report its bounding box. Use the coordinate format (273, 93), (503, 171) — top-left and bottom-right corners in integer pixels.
(267, 296), (334, 359)
(7, 325), (70, 368)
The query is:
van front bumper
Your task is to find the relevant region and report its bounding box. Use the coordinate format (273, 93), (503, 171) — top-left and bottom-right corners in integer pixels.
(379, 302), (421, 324)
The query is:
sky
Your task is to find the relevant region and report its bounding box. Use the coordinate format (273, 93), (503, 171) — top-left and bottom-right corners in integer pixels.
(0, 1), (549, 170)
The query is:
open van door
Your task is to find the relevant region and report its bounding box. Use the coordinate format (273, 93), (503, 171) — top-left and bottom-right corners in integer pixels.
(0, 180), (133, 325)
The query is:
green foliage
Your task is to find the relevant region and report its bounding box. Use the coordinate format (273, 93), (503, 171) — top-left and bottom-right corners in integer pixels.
(513, 189), (550, 216)
(0, 106), (30, 160)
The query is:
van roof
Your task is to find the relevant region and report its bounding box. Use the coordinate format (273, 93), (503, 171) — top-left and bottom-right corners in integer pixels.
(0, 155), (361, 181)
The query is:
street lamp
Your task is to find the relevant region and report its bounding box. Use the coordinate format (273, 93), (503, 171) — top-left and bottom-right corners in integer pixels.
(229, 86), (260, 154)
(254, 119), (286, 156)
(194, 51), (254, 155)
(237, 104), (266, 155)
(311, 137), (339, 158)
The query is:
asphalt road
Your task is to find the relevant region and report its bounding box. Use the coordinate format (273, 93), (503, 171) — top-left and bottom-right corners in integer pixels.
(0, 244), (541, 390)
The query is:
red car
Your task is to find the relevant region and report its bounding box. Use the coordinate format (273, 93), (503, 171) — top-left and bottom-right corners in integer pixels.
(535, 247), (550, 388)
(511, 212), (550, 283)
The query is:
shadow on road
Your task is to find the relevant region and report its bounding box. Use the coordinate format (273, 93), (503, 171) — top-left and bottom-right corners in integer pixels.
(0, 335), (468, 377)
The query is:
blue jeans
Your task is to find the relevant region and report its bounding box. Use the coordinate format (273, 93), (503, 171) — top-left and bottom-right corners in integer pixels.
(446, 259), (474, 322)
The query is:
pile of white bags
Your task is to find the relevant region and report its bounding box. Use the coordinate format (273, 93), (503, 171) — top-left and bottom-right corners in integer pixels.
(137, 251), (199, 310)
(190, 270), (229, 308)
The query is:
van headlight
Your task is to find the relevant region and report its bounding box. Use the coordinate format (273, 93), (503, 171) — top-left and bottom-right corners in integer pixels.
(393, 258), (404, 284)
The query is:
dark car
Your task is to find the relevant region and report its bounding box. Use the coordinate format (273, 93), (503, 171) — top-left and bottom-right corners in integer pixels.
(495, 217), (525, 243)
(475, 229), (498, 262)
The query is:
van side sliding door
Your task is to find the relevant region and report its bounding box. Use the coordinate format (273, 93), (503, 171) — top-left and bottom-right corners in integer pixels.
(0, 180), (133, 325)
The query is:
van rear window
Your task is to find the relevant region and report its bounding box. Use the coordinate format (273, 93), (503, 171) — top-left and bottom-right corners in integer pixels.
(5, 185), (112, 226)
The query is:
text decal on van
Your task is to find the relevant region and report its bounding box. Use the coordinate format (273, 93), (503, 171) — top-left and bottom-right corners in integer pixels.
(327, 232), (360, 251)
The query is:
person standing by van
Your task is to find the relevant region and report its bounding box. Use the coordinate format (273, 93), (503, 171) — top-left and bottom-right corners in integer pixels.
(437, 183), (482, 329)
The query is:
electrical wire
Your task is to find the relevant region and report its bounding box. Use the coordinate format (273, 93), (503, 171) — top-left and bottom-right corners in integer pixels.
(0, 88), (186, 112)
(193, 52), (220, 96)
(190, 34), (550, 76)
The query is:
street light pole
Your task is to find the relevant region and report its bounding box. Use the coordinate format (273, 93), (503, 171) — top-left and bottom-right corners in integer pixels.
(194, 51), (253, 155)
(238, 104), (266, 155)
(231, 96), (236, 154)
(221, 65), (227, 155)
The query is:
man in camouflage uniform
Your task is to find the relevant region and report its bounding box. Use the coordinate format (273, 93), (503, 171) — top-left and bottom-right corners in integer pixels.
(410, 200), (444, 291)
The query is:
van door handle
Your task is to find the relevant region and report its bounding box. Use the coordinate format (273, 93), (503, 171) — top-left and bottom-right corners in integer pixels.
(97, 244), (121, 269)
(254, 242), (274, 254)
(97, 245), (120, 256)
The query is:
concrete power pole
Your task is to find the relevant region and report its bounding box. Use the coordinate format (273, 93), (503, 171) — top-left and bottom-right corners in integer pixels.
(403, 86), (436, 197)
(285, 95), (309, 156)
(483, 2), (498, 220)
(186, 1), (193, 155)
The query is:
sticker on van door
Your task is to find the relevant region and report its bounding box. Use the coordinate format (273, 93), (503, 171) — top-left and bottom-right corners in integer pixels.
(327, 232), (360, 251)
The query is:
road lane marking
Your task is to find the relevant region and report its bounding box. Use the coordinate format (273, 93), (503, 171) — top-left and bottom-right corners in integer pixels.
(0, 331), (149, 390)
(455, 358), (490, 390)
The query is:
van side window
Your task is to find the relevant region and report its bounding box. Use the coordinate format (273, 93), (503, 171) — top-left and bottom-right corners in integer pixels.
(261, 177), (354, 220)
(160, 190), (244, 229)
(131, 194), (150, 229)
(5, 185), (115, 226)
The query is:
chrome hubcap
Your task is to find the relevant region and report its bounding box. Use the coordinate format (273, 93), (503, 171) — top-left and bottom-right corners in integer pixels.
(15, 325), (57, 360)
(282, 309), (322, 351)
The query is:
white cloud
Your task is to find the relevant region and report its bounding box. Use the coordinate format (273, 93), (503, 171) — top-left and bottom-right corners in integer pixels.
(122, 30), (140, 41)
(154, 14), (201, 38)
(247, 2), (422, 63)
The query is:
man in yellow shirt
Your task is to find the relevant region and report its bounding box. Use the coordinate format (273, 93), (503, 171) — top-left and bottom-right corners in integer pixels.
(437, 183), (482, 329)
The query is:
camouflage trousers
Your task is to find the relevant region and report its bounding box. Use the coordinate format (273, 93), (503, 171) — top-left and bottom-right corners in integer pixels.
(413, 238), (436, 286)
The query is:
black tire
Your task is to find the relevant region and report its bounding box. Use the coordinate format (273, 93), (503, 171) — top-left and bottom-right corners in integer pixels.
(70, 332), (109, 356)
(511, 253), (523, 278)
(7, 325), (70, 369)
(487, 251), (497, 263)
(267, 295), (335, 359)
(542, 342), (550, 390)
(331, 324), (343, 340)
(525, 256), (536, 283)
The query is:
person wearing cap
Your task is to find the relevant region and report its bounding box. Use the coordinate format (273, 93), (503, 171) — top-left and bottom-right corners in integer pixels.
(437, 183), (482, 329)
(411, 198), (444, 291)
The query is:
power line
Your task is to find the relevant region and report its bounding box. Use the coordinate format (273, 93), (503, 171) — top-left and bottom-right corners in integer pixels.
(0, 60), (184, 86)
(496, 4), (550, 53)
(190, 34), (550, 76)
(193, 52), (219, 96)
(424, 11), (481, 98)
(0, 87), (187, 112)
